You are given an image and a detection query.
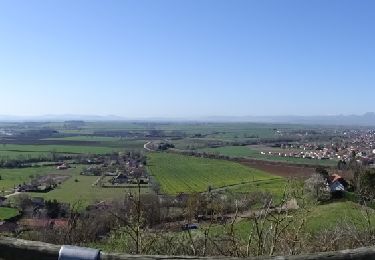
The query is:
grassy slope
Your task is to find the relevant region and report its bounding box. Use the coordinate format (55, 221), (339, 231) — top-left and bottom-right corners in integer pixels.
(226, 178), (288, 202)
(199, 146), (337, 166)
(0, 207), (19, 220)
(210, 201), (375, 241)
(147, 152), (277, 194)
(304, 201), (375, 232)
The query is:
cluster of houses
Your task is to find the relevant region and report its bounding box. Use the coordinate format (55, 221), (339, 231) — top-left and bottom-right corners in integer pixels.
(260, 149), (332, 161)
(110, 168), (149, 185)
(16, 163), (72, 193)
(261, 129), (375, 165)
(16, 183), (55, 193)
(81, 153), (149, 186)
(0, 196), (70, 233)
(56, 163), (69, 170)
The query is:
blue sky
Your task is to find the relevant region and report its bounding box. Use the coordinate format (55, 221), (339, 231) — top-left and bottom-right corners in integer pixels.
(0, 0), (374, 118)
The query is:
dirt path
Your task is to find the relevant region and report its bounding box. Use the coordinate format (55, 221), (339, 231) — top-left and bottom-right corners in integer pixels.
(201, 177), (283, 194)
(5, 191), (20, 198)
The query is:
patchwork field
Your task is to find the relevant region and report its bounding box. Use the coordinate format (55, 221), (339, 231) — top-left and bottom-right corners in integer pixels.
(147, 152), (277, 194)
(0, 144), (124, 155)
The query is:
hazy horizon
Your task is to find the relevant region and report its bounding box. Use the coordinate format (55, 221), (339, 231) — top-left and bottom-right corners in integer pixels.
(1, 0), (374, 117)
(1, 112), (375, 125)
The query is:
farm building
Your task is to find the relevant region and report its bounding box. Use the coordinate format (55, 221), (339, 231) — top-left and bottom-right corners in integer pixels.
(17, 184), (54, 193)
(328, 174), (348, 198)
(112, 173), (128, 184)
(56, 163), (69, 170)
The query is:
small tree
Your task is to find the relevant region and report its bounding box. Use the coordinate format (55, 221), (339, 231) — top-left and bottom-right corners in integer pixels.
(13, 193), (32, 211)
(305, 174), (331, 202)
(45, 199), (61, 219)
(358, 169), (375, 202)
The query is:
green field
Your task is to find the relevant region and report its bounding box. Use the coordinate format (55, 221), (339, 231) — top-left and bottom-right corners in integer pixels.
(304, 201), (375, 233)
(199, 146), (337, 166)
(0, 144), (124, 154)
(0, 167), (59, 193)
(0, 144), (127, 160)
(208, 200), (375, 243)
(27, 175), (143, 206)
(225, 178), (288, 202)
(147, 152), (277, 194)
(43, 136), (124, 142)
(22, 166), (150, 206)
(0, 150), (51, 160)
(0, 165), (150, 205)
(0, 207), (19, 220)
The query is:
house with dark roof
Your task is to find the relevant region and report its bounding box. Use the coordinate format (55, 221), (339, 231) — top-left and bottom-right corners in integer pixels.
(328, 174), (348, 198)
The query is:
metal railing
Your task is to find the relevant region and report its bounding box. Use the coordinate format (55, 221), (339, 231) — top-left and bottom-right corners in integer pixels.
(1, 237), (375, 260)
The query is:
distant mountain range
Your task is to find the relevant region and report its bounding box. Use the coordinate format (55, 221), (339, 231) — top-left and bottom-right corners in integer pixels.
(1, 113), (375, 126)
(201, 112), (375, 126)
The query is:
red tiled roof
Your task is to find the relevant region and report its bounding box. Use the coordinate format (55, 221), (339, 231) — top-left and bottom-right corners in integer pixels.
(329, 174), (343, 183)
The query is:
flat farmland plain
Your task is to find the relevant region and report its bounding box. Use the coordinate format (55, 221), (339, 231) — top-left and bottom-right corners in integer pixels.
(147, 152), (277, 194)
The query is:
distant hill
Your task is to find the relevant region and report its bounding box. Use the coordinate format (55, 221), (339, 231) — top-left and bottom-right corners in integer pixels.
(1, 113), (375, 126)
(202, 112), (375, 126)
(0, 114), (126, 122)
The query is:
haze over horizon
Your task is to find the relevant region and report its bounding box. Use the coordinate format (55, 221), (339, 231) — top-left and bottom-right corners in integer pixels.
(1, 0), (374, 117)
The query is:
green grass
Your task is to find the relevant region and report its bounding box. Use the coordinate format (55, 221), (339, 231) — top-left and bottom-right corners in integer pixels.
(304, 201), (375, 233)
(0, 165), (150, 206)
(43, 136), (124, 142)
(208, 200), (375, 241)
(0, 207), (19, 220)
(0, 167), (58, 193)
(25, 166), (151, 206)
(0, 144), (124, 154)
(147, 152), (277, 194)
(0, 144), (127, 160)
(0, 150), (51, 160)
(199, 146), (337, 166)
(226, 178), (288, 202)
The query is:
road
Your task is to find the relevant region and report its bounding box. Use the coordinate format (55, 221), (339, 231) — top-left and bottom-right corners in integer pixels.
(4, 191), (20, 198)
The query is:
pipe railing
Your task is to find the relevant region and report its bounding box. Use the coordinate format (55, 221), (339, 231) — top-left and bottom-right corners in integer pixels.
(1, 237), (375, 260)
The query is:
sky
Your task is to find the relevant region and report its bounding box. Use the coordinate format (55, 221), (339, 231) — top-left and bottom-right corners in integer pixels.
(0, 0), (374, 118)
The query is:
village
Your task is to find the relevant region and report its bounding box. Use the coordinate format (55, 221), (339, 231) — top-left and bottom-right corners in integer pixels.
(260, 128), (375, 166)
(80, 152), (149, 187)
